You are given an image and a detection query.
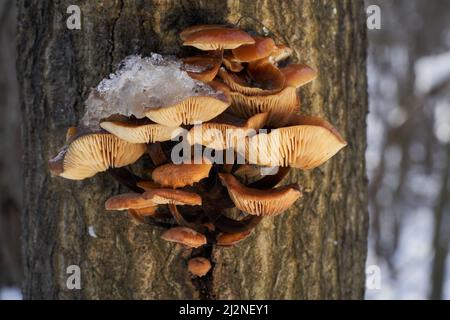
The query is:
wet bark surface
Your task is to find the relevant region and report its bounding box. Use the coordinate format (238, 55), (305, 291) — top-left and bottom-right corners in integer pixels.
(17, 0), (368, 299)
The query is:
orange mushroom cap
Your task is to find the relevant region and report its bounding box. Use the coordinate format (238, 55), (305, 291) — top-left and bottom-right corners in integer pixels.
(152, 161), (212, 189)
(143, 189), (202, 206)
(105, 193), (157, 211)
(232, 36), (276, 62)
(280, 64), (317, 88)
(187, 257), (212, 277)
(161, 227), (207, 248)
(182, 27), (255, 50)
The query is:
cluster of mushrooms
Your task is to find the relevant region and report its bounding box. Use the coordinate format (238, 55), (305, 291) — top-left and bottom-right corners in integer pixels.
(49, 25), (347, 278)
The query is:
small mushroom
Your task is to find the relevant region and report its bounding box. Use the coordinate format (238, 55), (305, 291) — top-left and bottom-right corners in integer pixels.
(161, 227), (207, 248)
(104, 193), (157, 210)
(245, 115), (347, 169)
(182, 26), (255, 50)
(216, 229), (253, 246)
(280, 64), (317, 88)
(144, 81), (231, 126)
(218, 173), (302, 216)
(223, 52), (244, 72)
(143, 189), (202, 206)
(66, 127), (78, 142)
(268, 44), (293, 64)
(129, 206), (158, 216)
(187, 112), (268, 150)
(136, 180), (161, 191)
(100, 120), (182, 144)
(49, 133), (146, 180)
(218, 65), (285, 96)
(180, 24), (226, 41)
(152, 160), (212, 188)
(247, 59), (286, 93)
(229, 86), (299, 126)
(187, 257), (212, 277)
(231, 36), (276, 62)
(128, 206), (164, 223)
(182, 53), (222, 83)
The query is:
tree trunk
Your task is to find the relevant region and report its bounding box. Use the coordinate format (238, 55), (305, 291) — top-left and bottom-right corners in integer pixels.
(0, 0), (22, 289)
(17, 0), (368, 299)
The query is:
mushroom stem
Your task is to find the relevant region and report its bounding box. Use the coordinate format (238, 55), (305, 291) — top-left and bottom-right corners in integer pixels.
(169, 204), (205, 233)
(215, 214), (263, 233)
(107, 168), (145, 193)
(145, 217), (175, 230)
(249, 166), (291, 189)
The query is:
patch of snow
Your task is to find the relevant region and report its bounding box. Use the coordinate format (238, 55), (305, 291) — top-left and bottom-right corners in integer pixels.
(366, 207), (434, 299)
(433, 101), (450, 144)
(88, 225), (98, 238)
(81, 54), (221, 128)
(0, 287), (22, 300)
(415, 51), (450, 94)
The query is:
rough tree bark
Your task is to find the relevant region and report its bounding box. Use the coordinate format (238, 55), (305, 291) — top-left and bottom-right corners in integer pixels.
(17, 0), (368, 299)
(0, 0), (22, 288)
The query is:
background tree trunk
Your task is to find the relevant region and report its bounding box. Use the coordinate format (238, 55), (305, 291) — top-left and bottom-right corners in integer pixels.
(17, 0), (368, 299)
(0, 0), (22, 289)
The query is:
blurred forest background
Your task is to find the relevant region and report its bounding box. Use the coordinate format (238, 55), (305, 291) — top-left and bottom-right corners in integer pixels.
(0, 0), (449, 299)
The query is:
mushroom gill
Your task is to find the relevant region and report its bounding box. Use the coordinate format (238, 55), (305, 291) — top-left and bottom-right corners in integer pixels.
(218, 173), (302, 216)
(187, 112), (268, 150)
(182, 26), (255, 50)
(100, 120), (182, 144)
(245, 115), (347, 169)
(49, 133), (146, 180)
(144, 81), (231, 126)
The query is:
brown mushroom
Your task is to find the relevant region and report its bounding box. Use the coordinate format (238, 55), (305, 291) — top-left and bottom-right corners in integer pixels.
(100, 120), (182, 144)
(182, 27), (255, 50)
(229, 86), (299, 126)
(180, 24), (226, 41)
(161, 227), (207, 248)
(144, 81), (231, 126)
(152, 160), (212, 188)
(182, 52), (222, 83)
(129, 206), (158, 216)
(49, 133), (146, 180)
(223, 52), (244, 72)
(216, 229), (253, 246)
(247, 59), (286, 92)
(187, 112), (268, 150)
(136, 180), (161, 191)
(280, 64), (317, 88)
(187, 257), (212, 277)
(246, 115), (347, 169)
(218, 173), (302, 216)
(143, 189), (202, 206)
(66, 127), (77, 142)
(232, 36), (276, 62)
(218, 65), (285, 96)
(104, 193), (157, 210)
